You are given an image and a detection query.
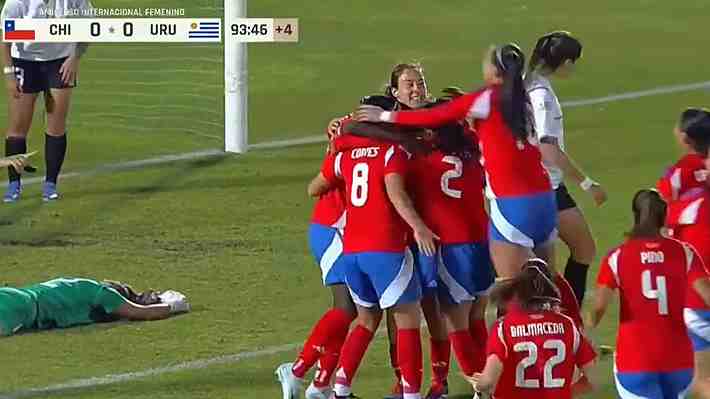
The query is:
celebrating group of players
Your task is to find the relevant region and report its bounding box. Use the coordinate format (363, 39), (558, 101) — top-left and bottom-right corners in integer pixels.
(275, 31), (710, 399)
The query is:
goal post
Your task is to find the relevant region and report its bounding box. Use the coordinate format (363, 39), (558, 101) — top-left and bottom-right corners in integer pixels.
(224, 0), (248, 154)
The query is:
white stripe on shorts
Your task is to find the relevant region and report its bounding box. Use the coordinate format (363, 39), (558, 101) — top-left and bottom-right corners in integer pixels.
(613, 361), (647, 399)
(437, 252), (475, 303)
(489, 199), (535, 248)
(379, 248), (415, 309)
(319, 231), (343, 284)
(684, 308), (710, 344)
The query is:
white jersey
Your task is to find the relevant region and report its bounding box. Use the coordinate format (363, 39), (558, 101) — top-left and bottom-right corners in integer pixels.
(526, 73), (565, 189)
(1, 0), (92, 61)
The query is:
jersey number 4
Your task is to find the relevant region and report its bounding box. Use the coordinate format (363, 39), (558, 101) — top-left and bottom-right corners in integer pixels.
(441, 156), (463, 199)
(514, 340), (566, 388)
(642, 270), (668, 315)
(351, 163), (369, 207)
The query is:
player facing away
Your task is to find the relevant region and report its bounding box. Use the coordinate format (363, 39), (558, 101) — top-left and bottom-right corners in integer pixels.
(590, 189), (710, 399)
(526, 31), (608, 306)
(657, 108), (710, 202)
(309, 137), (437, 399)
(354, 44), (582, 324)
(275, 122), (355, 399)
(405, 121), (494, 379)
(0, 277), (190, 337)
(663, 109), (710, 398)
(466, 259), (597, 399)
(1, 0), (93, 202)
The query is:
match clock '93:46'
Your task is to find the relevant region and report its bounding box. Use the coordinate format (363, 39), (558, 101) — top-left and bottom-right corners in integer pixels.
(228, 18), (298, 43)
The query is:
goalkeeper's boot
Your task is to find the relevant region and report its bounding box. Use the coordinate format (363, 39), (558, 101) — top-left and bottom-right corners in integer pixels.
(305, 382), (331, 399)
(42, 181), (59, 202)
(276, 362), (303, 399)
(3, 180), (21, 203)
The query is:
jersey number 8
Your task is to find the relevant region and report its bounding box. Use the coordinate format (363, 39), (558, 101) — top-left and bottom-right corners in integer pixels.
(514, 339), (566, 389)
(351, 163), (369, 207)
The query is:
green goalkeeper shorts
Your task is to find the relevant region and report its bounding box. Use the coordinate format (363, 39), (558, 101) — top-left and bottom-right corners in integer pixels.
(0, 287), (38, 337)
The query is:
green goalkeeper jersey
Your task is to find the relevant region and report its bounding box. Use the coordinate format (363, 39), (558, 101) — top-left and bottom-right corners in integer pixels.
(0, 277), (127, 336)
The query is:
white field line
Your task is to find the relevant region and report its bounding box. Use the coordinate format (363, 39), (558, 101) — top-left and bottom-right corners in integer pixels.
(1, 80), (707, 397)
(9, 80), (710, 189)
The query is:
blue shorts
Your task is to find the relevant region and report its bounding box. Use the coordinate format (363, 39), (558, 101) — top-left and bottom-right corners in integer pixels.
(437, 242), (495, 304)
(685, 308), (710, 351)
(343, 249), (422, 309)
(614, 368), (693, 399)
(411, 246), (438, 296)
(489, 192), (558, 248)
(308, 223), (347, 286)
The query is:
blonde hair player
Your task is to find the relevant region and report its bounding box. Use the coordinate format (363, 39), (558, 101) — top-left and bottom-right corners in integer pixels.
(1, 0), (92, 202)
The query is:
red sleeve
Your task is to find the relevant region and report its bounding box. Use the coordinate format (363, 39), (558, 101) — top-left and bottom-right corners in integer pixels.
(392, 91), (481, 128)
(596, 251), (619, 289)
(383, 146), (409, 176)
(685, 243), (709, 286)
(320, 153), (339, 184)
(575, 334), (597, 367)
(486, 319), (508, 361)
(656, 168), (675, 201)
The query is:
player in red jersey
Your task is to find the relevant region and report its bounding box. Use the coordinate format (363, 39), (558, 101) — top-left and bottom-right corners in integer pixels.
(275, 121), (355, 399)
(657, 108), (710, 202)
(590, 189), (710, 399)
(466, 258), (596, 399)
(309, 131), (437, 399)
(354, 44), (582, 327)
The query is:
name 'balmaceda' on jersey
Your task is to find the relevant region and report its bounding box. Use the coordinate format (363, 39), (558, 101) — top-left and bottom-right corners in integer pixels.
(487, 308), (596, 399)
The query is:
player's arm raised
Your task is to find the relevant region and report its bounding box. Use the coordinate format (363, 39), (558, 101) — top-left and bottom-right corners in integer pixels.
(384, 172), (438, 256)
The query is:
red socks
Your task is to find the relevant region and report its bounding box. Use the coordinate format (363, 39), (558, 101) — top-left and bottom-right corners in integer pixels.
(398, 328), (423, 398)
(429, 338), (450, 387)
(292, 308), (354, 379)
(449, 330), (484, 376)
(554, 274), (584, 328)
(334, 325), (375, 396)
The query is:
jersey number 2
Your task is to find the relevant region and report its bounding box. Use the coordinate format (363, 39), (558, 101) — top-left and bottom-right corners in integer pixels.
(514, 340), (566, 388)
(351, 162), (369, 207)
(440, 156), (463, 198)
(642, 270), (668, 315)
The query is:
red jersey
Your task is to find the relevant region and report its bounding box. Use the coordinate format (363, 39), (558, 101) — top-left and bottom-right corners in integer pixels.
(390, 86), (551, 198)
(657, 153), (707, 202)
(597, 237), (705, 371)
(407, 150), (488, 244)
(321, 141), (411, 253)
(311, 186), (346, 228)
(666, 189), (710, 309)
(487, 309), (596, 399)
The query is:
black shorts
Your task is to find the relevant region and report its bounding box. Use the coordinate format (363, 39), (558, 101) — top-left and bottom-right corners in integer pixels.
(555, 183), (578, 211)
(11, 57), (76, 94)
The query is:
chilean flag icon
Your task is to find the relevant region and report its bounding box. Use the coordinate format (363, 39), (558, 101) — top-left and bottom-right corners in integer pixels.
(4, 20), (36, 41)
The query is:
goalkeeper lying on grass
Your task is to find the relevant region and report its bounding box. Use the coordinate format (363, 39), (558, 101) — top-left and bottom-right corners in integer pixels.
(0, 277), (190, 337)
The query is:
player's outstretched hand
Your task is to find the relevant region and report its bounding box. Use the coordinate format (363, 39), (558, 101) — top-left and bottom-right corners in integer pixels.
(414, 225), (439, 257)
(159, 290), (191, 314)
(354, 105), (387, 123)
(59, 56), (79, 85)
(5, 74), (21, 99)
(589, 184), (608, 206)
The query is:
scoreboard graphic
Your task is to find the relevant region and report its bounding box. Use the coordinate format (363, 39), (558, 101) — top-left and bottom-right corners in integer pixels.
(2, 18), (299, 43)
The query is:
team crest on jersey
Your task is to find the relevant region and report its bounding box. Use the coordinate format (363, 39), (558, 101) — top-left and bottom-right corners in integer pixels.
(694, 169), (708, 182)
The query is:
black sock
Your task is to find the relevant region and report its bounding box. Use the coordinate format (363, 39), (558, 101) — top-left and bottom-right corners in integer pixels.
(564, 257), (590, 306)
(45, 133), (67, 184)
(5, 137), (26, 182)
